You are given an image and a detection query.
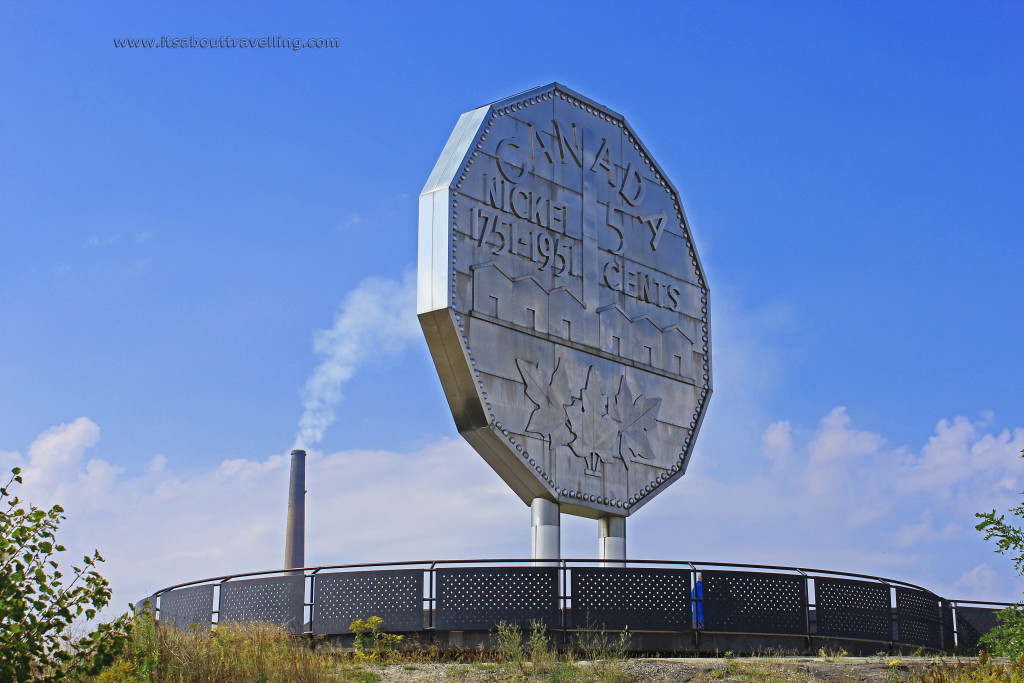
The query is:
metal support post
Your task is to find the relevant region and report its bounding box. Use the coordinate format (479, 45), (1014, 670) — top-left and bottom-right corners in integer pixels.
(598, 515), (626, 567)
(531, 498), (560, 565)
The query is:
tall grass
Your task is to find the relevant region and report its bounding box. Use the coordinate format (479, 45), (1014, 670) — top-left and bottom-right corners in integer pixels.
(93, 614), (335, 683)
(90, 615), (634, 682)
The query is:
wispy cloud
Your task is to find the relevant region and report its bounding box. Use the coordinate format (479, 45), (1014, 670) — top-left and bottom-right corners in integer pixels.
(84, 234), (121, 247)
(294, 268), (419, 449)
(338, 213), (362, 231)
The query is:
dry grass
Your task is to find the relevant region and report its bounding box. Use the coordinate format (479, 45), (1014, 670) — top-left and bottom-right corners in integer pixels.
(99, 616), (1024, 683)
(697, 655), (829, 683)
(88, 616), (633, 683)
(913, 652), (1024, 683)
(92, 615), (338, 682)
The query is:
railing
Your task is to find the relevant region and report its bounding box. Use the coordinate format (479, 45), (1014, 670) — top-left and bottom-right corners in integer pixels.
(136, 559), (1016, 652)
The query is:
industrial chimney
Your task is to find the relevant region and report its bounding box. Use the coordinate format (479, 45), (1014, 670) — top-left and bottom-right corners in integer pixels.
(284, 449), (305, 570)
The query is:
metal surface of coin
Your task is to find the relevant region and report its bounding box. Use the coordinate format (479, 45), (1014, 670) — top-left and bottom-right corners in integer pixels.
(419, 83), (711, 518)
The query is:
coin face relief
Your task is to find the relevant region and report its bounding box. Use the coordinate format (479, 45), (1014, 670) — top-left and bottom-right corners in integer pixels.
(419, 84), (711, 518)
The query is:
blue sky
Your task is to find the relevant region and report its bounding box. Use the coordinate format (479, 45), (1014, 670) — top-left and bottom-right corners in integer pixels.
(1, 1), (1022, 610)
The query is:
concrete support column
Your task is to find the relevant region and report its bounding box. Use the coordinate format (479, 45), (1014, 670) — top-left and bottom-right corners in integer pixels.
(284, 449), (306, 570)
(531, 498), (560, 566)
(598, 515), (626, 567)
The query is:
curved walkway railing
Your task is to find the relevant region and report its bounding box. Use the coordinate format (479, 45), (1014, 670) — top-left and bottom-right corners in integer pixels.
(137, 559), (1015, 653)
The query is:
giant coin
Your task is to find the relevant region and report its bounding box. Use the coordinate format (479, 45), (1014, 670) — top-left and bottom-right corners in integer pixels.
(419, 84), (711, 518)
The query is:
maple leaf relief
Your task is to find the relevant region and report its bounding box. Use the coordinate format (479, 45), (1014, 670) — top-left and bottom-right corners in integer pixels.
(566, 366), (620, 468)
(517, 358), (665, 477)
(516, 357), (576, 453)
(610, 376), (662, 466)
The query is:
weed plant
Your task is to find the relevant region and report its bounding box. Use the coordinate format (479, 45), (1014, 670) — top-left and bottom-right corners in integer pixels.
(493, 620), (630, 683)
(570, 619), (631, 683)
(889, 658), (903, 683)
(817, 647), (849, 662)
(913, 651), (1024, 683)
(349, 616), (403, 662)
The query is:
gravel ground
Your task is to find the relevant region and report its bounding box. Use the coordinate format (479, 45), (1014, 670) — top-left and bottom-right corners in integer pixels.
(353, 655), (959, 683)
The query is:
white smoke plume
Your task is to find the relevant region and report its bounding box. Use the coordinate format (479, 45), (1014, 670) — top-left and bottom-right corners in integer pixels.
(294, 268), (419, 449)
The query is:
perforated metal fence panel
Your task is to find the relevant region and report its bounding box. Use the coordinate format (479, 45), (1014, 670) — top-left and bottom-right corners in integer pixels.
(814, 578), (891, 641)
(895, 588), (941, 649)
(159, 585), (214, 630)
(435, 567), (558, 630)
(955, 606), (1001, 649)
(312, 569), (424, 634)
(571, 567), (691, 631)
(941, 601), (955, 649)
(219, 575), (305, 634)
(134, 594), (158, 617)
(702, 571), (807, 635)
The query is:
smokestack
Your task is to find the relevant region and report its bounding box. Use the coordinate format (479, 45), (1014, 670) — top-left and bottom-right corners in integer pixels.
(284, 449), (306, 570)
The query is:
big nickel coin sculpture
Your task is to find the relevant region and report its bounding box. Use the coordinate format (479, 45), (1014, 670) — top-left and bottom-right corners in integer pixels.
(418, 84), (711, 560)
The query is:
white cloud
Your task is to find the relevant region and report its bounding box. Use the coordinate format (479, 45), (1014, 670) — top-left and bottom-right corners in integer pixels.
(638, 407), (1024, 600)
(936, 564), (1024, 603)
(953, 564), (1001, 596)
(0, 449), (22, 472)
(338, 213), (362, 231)
(84, 234), (119, 247)
(4, 413), (1022, 616)
(897, 418), (1024, 504)
(27, 418), (100, 474)
(807, 407), (884, 464)
(1, 418), (526, 613)
(294, 268), (420, 449)
(13, 418), (108, 511)
(146, 454), (167, 474)
(887, 513), (940, 548)
(761, 420), (793, 467)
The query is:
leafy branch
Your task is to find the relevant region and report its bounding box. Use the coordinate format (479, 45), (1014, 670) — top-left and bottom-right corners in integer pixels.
(1, 467), (131, 681)
(974, 448), (1024, 656)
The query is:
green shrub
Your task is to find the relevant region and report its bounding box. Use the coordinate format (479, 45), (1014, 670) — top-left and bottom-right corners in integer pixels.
(979, 607), (1024, 658)
(349, 616), (404, 661)
(976, 448), (1024, 657)
(0, 467), (130, 681)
